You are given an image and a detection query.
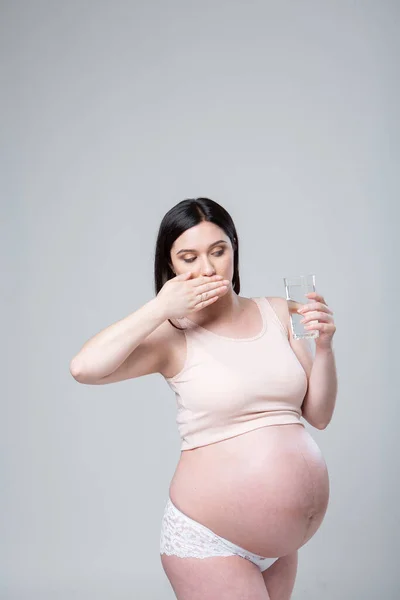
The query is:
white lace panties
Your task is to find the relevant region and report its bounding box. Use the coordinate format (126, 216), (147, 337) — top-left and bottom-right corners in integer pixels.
(160, 497), (279, 572)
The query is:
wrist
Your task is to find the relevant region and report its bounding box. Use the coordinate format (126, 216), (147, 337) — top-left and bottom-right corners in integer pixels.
(149, 296), (170, 322)
(315, 342), (334, 354)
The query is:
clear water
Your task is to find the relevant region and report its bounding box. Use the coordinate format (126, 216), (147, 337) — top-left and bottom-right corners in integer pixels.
(284, 281), (319, 340)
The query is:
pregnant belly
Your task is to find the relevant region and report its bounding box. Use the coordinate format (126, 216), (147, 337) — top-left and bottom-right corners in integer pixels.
(169, 424), (330, 557)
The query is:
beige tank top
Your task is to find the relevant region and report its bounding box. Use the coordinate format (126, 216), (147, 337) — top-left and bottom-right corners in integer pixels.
(164, 297), (308, 451)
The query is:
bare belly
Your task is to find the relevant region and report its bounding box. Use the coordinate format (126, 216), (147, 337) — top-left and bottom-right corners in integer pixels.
(169, 423), (330, 558)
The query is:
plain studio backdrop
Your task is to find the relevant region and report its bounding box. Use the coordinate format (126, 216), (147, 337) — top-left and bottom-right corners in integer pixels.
(1, 1), (398, 598)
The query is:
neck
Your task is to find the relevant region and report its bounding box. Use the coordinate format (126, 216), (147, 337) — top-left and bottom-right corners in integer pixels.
(188, 291), (243, 325)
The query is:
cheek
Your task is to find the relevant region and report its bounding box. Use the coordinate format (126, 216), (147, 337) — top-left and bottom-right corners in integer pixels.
(222, 252), (233, 263)
(224, 255), (234, 269)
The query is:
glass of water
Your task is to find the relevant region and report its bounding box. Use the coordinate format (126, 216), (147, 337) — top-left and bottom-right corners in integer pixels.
(283, 274), (319, 340)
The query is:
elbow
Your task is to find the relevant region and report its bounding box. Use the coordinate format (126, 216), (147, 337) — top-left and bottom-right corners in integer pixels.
(315, 419), (331, 430)
(302, 410), (330, 430)
(69, 358), (103, 384)
(69, 358), (86, 383)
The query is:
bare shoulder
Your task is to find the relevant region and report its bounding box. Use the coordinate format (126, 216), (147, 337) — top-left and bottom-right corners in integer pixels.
(265, 296), (290, 337)
(266, 295), (314, 380)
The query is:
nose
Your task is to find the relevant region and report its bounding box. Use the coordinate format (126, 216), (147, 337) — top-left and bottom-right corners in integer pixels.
(200, 259), (216, 277)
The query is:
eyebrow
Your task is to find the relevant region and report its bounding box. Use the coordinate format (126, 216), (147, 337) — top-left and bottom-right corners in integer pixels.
(176, 240), (228, 255)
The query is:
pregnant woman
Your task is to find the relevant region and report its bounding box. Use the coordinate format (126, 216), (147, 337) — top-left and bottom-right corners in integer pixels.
(70, 197), (337, 599)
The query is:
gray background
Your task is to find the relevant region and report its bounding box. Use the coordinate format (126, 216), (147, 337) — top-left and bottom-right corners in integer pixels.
(2, 0), (399, 598)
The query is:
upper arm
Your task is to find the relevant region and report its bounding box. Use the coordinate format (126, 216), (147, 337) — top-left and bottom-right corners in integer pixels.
(75, 320), (172, 385)
(267, 296), (315, 425)
(266, 296), (314, 381)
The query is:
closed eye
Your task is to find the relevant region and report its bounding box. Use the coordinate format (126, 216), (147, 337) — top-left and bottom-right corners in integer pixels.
(183, 250), (225, 263)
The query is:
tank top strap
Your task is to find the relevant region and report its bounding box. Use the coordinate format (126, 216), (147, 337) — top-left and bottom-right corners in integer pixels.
(255, 296), (288, 337)
(172, 297), (287, 338)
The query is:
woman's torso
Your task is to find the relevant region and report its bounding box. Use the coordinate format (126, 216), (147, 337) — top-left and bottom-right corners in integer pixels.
(160, 296), (330, 557)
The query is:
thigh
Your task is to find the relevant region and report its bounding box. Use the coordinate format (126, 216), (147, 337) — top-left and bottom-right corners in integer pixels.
(262, 551), (298, 600)
(161, 553), (270, 600)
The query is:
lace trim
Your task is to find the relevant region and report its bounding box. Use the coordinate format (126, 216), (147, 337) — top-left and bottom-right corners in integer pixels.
(160, 498), (272, 564)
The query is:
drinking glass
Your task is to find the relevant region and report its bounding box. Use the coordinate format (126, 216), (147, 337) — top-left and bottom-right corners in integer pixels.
(283, 274), (319, 340)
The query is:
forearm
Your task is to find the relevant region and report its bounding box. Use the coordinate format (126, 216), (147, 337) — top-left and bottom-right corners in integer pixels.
(302, 345), (338, 429)
(69, 297), (168, 380)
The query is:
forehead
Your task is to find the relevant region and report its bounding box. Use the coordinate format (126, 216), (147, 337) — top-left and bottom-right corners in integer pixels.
(172, 222), (228, 250)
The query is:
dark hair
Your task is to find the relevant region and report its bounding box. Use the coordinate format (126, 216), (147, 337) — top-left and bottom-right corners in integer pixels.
(154, 198), (240, 330)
